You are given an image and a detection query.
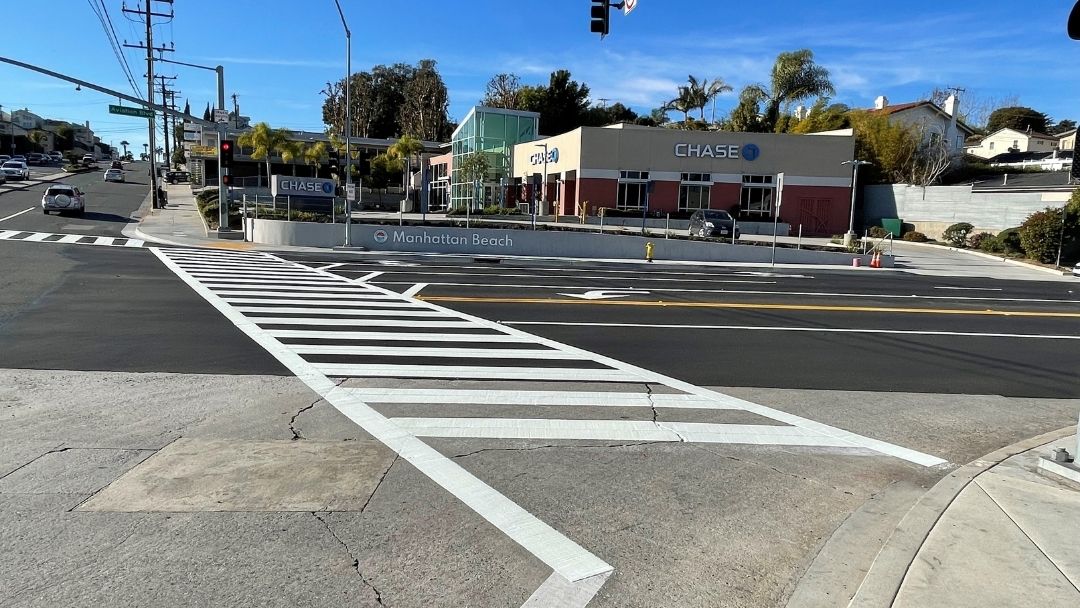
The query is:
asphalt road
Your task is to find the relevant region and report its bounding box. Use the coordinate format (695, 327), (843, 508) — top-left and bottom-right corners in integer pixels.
(0, 162), (150, 236)
(277, 252), (1080, 399)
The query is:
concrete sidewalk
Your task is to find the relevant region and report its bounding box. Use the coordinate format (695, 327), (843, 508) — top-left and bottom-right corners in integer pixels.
(806, 428), (1080, 608)
(125, 183), (254, 250)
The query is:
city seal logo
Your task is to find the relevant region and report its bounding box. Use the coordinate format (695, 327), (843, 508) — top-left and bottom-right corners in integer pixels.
(373, 229), (388, 244)
(742, 143), (760, 161)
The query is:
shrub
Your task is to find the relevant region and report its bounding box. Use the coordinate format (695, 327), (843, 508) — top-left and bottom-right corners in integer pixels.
(997, 228), (1023, 255)
(1018, 208), (1063, 263)
(868, 226), (889, 238)
(968, 232), (995, 251)
(902, 231), (928, 242)
(942, 222), (974, 247)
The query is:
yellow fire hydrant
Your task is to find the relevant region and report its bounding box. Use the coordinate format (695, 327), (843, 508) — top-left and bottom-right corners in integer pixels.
(645, 241), (654, 262)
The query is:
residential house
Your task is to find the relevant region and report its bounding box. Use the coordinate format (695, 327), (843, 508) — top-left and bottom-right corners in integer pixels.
(965, 127), (1060, 159)
(870, 95), (976, 155)
(1057, 128), (1076, 152)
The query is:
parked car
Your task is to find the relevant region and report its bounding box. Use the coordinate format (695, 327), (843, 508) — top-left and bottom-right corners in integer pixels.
(26, 153), (45, 165)
(81, 155), (96, 165)
(688, 209), (740, 239)
(165, 170), (189, 184)
(0, 155), (9, 163)
(12, 155), (26, 163)
(1073, 265), (1080, 277)
(0, 172), (6, 185)
(104, 168), (125, 183)
(49, 151), (63, 162)
(41, 184), (85, 216)
(1, 160), (30, 180)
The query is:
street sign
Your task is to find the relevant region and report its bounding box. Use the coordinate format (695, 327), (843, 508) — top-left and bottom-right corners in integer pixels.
(214, 109), (230, 123)
(108, 104), (153, 119)
(346, 183), (356, 201)
(624, 0), (637, 15)
(189, 145), (218, 158)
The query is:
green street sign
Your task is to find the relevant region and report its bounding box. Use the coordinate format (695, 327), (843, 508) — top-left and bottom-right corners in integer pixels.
(108, 104), (154, 119)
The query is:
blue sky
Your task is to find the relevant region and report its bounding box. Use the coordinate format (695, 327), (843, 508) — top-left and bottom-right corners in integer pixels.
(2, 0), (1078, 153)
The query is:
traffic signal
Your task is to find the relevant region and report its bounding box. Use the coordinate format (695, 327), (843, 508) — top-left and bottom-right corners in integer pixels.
(220, 140), (234, 168)
(590, 0), (609, 36)
(327, 148), (340, 171)
(221, 173), (233, 186)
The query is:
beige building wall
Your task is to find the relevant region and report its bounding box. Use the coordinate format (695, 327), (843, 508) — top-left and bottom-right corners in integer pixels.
(966, 127), (1059, 159)
(1058, 129), (1075, 151)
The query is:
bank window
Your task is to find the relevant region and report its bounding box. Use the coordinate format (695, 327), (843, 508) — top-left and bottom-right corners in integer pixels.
(681, 172), (711, 183)
(619, 170), (649, 180)
(679, 173), (712, 211)
(740, 174), (775, 217)
(617, 171), (649, 210)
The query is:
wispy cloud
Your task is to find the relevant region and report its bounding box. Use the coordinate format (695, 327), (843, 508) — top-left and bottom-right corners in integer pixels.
(195, 56), (341, 69)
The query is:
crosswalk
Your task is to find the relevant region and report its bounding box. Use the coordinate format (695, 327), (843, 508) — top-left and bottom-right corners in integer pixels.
(154, 246), (948, 463)
(0, 229), (143, 248)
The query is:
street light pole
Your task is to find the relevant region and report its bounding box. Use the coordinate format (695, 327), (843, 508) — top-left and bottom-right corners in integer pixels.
(841, 159), (872, 247)
(333, 0), (352, 247)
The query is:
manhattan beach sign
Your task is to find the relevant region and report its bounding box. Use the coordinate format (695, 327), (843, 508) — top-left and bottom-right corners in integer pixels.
(373, 228), (514, 249)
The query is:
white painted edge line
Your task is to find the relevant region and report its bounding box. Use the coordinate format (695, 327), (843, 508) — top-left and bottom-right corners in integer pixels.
(22, 232), (50, 242)
(0, 229), (20, 239)
(933, 286), (1003, 291)
(344, 388), (735, 409)
(355, 271), (384, 282)
(200, 283), (384, 293)
(149, 247), (613, 586)
(313, 363), (642, 382)
(268, 329), (533, 343)
(232, 307), (445, 317)
(503, 321), (1080, 341)
(329, 264), (949, 468)
(403, 283), (428, 298)
(522, 571), (612, 608)
(123, 238), (144, 247)
(369, 268), (776, 285)
(57, 234), (83, 243)
(223, 298), (423, 308)
(0, 207), (35, 222)
(93, 236), (114, 246)
(214, 290), (404, 300)
(189, 276), (347, 285)
(316, 262), (346, 270)
(248, 317), (477, 328)
(287, 345), (584, 359)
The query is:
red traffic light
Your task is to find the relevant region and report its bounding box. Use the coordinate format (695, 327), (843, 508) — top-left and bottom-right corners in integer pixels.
(220, 139), (235, 168)
(221, 141), (231, 151)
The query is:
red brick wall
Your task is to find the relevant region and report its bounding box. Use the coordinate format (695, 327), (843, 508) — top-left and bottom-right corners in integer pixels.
(648, 181), (679, 213)
(577, 178), (619, 214)
(783, 185), (851, 235)
(710, 183), (742, 214)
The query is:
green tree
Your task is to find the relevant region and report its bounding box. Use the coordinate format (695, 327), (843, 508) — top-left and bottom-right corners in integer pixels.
(400, 60), (452, 141)
(1050, 119), (1076, 135)
(790, 98), (852, 133)
(664, 86), (696, 125)
(237, 122), (291, 187)
(725, 87), (767, 132)
(387, 134), (425, 196)
(202, 103), (212, 122)
(849, 110), (919, 184)
(682, 75), (732, 121)
(739, 49), (835, 133)
(303, 141), (327, 177)
(277, 140), (304, 176)
(321, 60), (452, 141)
(119, 140), (130, 157)
(528, 70), (592, 136)
(481, 73), (524, 109)
(27, 129), (47, 152)
(986, 107), (1051, 134)
(584, 102), (639, 127)
(368, 153), (401, 192)
(52, 125), (74, 151)
(1019, 208), (1066, 263)
(171, 147), (186, 168)
(457, 151), (491, 210)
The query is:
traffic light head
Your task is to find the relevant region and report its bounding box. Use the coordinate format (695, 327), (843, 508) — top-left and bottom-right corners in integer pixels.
(327, 148), (340, 170)
(220, 139), (234, 168)
(590, 0), (609, 36)
(221, 173), (233, 186)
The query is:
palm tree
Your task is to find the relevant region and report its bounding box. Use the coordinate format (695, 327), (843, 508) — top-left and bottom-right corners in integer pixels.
(664, 87), (696, 125)
(277, 140), (304, 176)
(752, 49), (835, 132)
(387, 134), (425, 198)
(690, 76), (733, 122)
(237, 122), (290, 187)
(120, 140), (130, 157)
(303, 141), (327, 177)
(27, 130), (47, 152)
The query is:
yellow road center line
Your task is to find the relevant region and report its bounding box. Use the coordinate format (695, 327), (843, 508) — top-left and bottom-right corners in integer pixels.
(416, 296), (1080, 318)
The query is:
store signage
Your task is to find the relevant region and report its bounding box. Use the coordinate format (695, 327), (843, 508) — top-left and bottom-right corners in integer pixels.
(189, 145), (217, 158)
(271, 175), (336, 198)
(674, 143), (760, 161)
(530, 147), (559, 165)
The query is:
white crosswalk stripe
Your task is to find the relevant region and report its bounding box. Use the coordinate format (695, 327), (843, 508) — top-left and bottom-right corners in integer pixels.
(0, 229), (143, 248)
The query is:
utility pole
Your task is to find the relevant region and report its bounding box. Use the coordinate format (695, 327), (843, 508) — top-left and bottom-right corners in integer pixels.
(231, 93), (239, 128)
(149, 74), (177, 168)
(123, 0), (173, 208)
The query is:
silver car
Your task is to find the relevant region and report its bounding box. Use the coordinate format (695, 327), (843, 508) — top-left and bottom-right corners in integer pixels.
(41, 184), (85, 216)
(1, 161), (30, 180)
(104, 168), (125, 183)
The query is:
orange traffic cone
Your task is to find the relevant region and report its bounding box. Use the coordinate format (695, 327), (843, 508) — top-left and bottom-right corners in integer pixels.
(870, 251), (881, 268)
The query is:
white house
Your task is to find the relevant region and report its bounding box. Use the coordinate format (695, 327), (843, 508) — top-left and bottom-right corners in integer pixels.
(965, 127), (1060, 159)
(870, 95), (976, 155)
(1057, 128), (1076, 152)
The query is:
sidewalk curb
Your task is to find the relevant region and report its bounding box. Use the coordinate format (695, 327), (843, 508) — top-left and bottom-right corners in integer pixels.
(893, 240), (1071, 277)
(844, 425), (1076, 608)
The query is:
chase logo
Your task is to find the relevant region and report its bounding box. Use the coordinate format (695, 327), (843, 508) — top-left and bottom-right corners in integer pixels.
(742, 144), (760, 161)
(373, 229), (388, 244)
(322, 182), (334, 194)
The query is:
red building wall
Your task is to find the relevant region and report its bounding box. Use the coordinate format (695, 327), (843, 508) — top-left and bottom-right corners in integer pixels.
(710, 183), (742, 214)
(782, 185), (851, 235)
(576, 178), (619, 215)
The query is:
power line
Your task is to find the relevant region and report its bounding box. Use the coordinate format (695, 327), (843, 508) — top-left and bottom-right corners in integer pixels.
(87, 0), (141, 98)
(100, 0), (142, 96)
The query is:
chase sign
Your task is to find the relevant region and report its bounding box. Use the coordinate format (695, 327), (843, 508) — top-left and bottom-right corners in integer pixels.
(674, 142), (760, 161)
(530, 147), (559, 165)
(271, 175), (336, 198)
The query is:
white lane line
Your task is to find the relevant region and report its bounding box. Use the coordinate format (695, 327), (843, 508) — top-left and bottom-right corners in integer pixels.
(22, 232), (50, 242)
(363, 269), (775, 285)
(123, 238), (144, 247)
(93, 236), (114, 245)
(57, 234), (83, 243)
(0, 230), (20, 238)
(233, 307), (445, 317)
(202, 284), (381, 293)
(379, 281), (1080, 304)
(354, 276), (949, 467)
(311, 258), (798, 279)
(249, 317), (476, 328)
(287, 345), (585, 359)
(315, 363), (642, 382)
(188, 273), (343, 282)
(214, 290), (402, 300)
(316, 262), (346, 270)
(933, 286), (1004, 291)
(178, 265), (318, 274)
(149, 247), (613, 584)
(223, 298), (422, 308)
(0, 207), (35, 222)
(523, 571), (612, 608)
(389, 418), (856, 447)
(193, 277), (347, 286)
(346, 388), (736, 409)
(268, 329), (533, 343)
(403, 283), (428, 298)
(355, 271), (384, 282)
(504, 321), (1080, 341)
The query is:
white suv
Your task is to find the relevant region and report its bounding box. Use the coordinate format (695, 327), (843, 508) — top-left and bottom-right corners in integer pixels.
(41, 184), (86, 216)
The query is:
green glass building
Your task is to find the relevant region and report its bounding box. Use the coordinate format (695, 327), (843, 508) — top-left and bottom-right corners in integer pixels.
(450, 106), (539, 211)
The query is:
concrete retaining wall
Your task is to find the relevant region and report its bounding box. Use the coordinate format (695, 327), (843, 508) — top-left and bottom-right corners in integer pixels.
(864, 184), (1074, 239)
(247, 219), (889, 266)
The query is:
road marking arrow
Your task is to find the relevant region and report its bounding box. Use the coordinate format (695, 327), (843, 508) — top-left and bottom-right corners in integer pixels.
(558, 290), (651, 300)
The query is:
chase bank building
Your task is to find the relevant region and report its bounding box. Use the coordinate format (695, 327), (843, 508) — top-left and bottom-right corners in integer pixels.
(508, 122), (856, 235)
